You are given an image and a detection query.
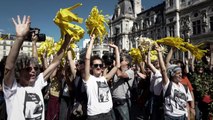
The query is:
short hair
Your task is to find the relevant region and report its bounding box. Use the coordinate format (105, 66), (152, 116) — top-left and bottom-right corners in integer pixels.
(15, 54), (40, 79)
(91, 55), (103, 66)
(121, 54), (132, 67)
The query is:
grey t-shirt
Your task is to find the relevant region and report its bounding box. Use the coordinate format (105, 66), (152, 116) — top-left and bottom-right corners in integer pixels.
(111, 69), (134, 99)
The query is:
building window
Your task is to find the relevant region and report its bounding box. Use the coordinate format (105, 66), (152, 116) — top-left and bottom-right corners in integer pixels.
(192, 20), (201, 35)
(210, 17), (213, 31)
(3, 46), (6, 50)
(103, 51), (109, 55)
(169, 0), (174, 7)
(168, 25), (175, 37)
(181, 0), (185, 3)
(115, 27), (120, 35)
(157, 29), (161, 39)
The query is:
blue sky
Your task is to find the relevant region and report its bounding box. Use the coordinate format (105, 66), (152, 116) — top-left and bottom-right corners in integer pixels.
(0, 0), (163, 48)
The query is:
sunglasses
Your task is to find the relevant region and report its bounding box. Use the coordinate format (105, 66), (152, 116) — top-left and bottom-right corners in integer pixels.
(24, 67), (39, 71)
(93, 64), (103, 68)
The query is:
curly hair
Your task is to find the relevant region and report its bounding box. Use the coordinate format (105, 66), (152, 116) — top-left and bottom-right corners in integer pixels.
(15, 54), (40, 80)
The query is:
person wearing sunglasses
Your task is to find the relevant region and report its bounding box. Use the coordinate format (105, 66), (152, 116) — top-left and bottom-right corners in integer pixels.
(3, 15), (72, 120)
(84, 34), (120, 120)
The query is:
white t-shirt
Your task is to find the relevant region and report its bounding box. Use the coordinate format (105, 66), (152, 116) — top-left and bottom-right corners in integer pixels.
(163, 81), (193, 117)
(3, 73), (47, 120)
(83, 75), (112, 116)
(150, 70), (163, 96)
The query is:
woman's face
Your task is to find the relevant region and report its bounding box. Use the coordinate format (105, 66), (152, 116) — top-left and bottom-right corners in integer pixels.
(19, 64), (38, 86)
(172, 69), (182, 83)
(92, 59), (103, 77)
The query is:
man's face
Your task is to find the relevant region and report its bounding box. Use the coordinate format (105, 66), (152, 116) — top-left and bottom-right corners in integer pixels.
(19, 64), (38, 86)
(92, 59), (103, 77)
(120, 57), (128, 66)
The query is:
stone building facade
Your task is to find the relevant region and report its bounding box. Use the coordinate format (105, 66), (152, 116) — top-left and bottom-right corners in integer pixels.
(109, 0), (213, 65)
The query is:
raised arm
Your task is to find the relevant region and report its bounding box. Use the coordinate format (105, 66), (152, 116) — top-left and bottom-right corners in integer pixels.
(155, 44), (169, 86)
(147, 48), (158, 73)
(41, 50), (48, 70)
(32, 33), (38, 58)
(84, 34), (95, 81)
(43, 35), (72, 81)
(191, 56), (195, 72)
(67, 49), (76, 79)
(4, 15), (30, 88)
(104, 44), (120, 81)
(166, 47), (175, 68)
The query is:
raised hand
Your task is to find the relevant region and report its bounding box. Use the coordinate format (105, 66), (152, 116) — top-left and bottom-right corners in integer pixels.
(108, 43), (118, 48)
(12, 15), (31, 37)
(90, 34), (95, 41)
(154, 43), (162, 52)
(31, 32), (38, 42)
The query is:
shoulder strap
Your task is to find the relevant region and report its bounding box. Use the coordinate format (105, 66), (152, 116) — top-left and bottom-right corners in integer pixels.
(164, 81), (172, 98)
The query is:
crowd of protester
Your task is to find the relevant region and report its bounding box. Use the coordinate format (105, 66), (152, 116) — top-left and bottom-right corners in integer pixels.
(0, 15), (213, 120)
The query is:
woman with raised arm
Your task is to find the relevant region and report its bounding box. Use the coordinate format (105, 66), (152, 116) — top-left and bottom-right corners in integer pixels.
(3, 15), (72, 120)
(155, 43), (193, 120)
(84, 34), (120, 120)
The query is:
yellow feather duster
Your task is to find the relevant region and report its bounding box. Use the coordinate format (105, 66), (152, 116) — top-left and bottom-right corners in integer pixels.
(138, 37), (154, 53)
(85, 6), (108, 43)
(129, 48), (143, 63)
(37, 38), (55, 57)
(184, 42), (207, 60)
(156, 37), (187, 52)
(54, 3), (85, 42)
(150, 50), (158, 62)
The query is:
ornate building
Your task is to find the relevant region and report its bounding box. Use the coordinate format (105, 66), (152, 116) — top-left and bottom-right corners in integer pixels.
(109, 0), (213, 65)
(109, 0), (142, 50)
(0, 33), (42, 60)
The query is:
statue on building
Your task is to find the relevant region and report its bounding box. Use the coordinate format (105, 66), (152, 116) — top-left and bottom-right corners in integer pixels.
(132, 22), (138, 32)
(180, 16), (191, 39)
(201, 10), (208, 33)
(116, 5), (121, 17)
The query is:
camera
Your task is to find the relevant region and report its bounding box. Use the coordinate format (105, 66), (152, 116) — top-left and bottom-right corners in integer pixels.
(27, 28), (46, 42)
(102, 53), (115, 71)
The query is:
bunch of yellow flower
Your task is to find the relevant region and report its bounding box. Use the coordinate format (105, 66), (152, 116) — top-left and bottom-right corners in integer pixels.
(85, 6), (108, 43)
